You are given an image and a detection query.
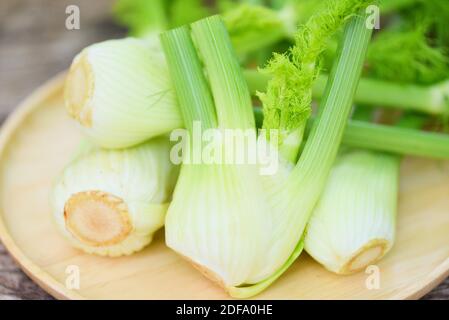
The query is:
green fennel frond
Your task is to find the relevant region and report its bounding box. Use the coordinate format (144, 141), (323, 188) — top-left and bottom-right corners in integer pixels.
(169, 0), (211, 28)
(113, 0), (169, 36)
(402, 0), (449, 50)
(366, 25), (449, 85)
(223, 4), (287, 55)
(113, 0), (212, 37)
(379, 0), (418, 13)
(258, 0), (373, 141)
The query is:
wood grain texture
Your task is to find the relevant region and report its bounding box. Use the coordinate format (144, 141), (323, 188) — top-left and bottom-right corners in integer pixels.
(0, 244), (51, 300)
(0, 0), (447, 301)
(423, 278), (449, 300)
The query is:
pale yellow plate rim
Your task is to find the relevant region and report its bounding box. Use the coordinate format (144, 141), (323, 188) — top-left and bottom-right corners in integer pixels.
(0, 73), (83, 300)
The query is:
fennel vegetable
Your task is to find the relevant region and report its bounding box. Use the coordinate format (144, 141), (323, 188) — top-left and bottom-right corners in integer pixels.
(162, 19), (272, 290)
(51, 137), (179, 256)
(65, 37), (182, 149)
(305, 149), (399, 274)
(162, 0), (372, 296)
(304, 113), (426, 274)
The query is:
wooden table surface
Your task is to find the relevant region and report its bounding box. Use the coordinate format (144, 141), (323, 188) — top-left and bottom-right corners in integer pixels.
(0, 0), (448, 300)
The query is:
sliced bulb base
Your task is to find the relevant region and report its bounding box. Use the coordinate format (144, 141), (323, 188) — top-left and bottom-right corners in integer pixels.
(65, 52), (94, 127)
(339, 239), (389, 275)
(64, 191), (132, 247)
(182, 254), (227, 291)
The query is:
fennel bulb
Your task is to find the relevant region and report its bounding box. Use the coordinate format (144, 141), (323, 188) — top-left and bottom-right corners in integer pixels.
(64, 37), (182, 149)
(51, 137), (179, 256)
(305, 150), (399, 274)
(162, 0), (372, 296)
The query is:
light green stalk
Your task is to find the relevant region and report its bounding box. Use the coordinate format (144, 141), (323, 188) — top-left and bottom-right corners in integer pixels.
(191, 18), (256, 130)
(286, 10), (373, 232)
(253, 107), (449, 159)
(245, 70), (449, 115)
(337, 119), (449, 158)
(160, 27), (217, 132)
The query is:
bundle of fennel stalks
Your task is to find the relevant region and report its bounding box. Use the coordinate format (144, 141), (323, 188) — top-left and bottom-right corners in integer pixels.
(51, 0), (449, 298)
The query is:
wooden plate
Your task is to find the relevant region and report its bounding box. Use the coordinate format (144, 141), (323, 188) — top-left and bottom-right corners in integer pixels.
(0, 74), (448, 300)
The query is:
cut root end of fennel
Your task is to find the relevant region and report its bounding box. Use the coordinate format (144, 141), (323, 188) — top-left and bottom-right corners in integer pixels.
(65, 52), (94, 128)
(51, 138), (179, 257)
(64, 191), (133, 247)
(338, 239), (389, 275)
(183, 255), (229, 292)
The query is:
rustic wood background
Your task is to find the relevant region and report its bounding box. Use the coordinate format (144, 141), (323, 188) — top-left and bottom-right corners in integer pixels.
(0, 0), (447, 300)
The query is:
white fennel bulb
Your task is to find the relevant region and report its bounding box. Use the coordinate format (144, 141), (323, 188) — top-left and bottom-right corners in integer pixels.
(166, 154), (274, 287)
(305, 150), (399, 274)
(64, 37), (183, 149)
(161, 9), (373, 297)
(51, 137), (179, 257)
